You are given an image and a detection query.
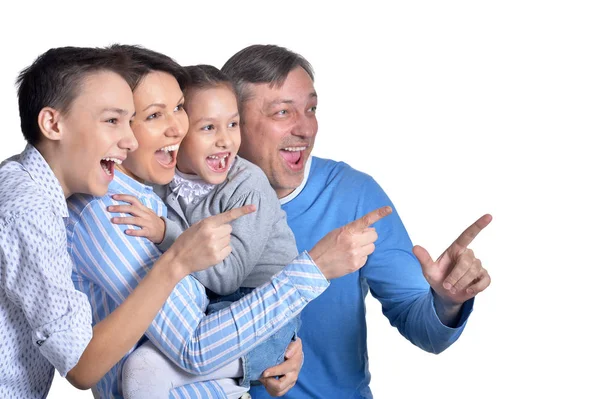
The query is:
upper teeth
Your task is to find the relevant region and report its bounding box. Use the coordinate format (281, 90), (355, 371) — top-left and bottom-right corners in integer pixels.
(283, 146), (306, 151)
(102, 157), (122, 165)
(208, 154), (228, 169)
(160, 145), (179, 152)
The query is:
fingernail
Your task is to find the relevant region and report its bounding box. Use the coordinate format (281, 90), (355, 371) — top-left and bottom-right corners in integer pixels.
(443, 282), (452, 290)
(107, 206), (113, 211)
(467, 288), (474, 295)
(450, 287), (457, 294)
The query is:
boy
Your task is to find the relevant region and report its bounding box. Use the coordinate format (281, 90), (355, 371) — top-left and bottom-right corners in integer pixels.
(0, 46), (248, 398)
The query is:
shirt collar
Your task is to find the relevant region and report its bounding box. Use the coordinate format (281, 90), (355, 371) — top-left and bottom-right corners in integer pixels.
(112, 169), (156, 196)
(280, 155), (312, 205)
(20, 144), (68, 217)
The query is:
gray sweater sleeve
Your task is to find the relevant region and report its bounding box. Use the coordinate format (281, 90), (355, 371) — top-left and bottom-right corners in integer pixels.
(192, 188), (293, 295)
(157, 216), (183, 252)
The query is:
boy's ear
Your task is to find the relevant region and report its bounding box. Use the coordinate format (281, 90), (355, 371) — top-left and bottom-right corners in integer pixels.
(38, 107), (62, 141)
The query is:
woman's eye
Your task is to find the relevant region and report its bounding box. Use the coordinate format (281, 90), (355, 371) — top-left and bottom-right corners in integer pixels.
(175, 104), (184, 112)
(106, 118), (118, 124)
(147, 113), (159, 120)
(229, 121), (238, 128)
(201, 124), (214, 131)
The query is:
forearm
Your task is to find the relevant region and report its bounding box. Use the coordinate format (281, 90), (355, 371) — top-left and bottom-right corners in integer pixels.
(432, 291), (464, 327)
(152, 251), (328, 376)
(67, 251), (184, 389)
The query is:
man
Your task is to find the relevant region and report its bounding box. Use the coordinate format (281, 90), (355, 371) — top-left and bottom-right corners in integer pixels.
(222, 44), (492, 398)
(0, 46), (252, 398)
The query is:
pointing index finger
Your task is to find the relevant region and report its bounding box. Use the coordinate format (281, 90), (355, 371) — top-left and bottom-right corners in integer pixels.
(347, 206), (392, 232)
(452, 213), (492, 250)
(207, 205), (256, 226)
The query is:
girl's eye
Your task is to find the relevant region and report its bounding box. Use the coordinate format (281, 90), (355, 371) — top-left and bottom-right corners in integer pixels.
(201, 124), (214, 131)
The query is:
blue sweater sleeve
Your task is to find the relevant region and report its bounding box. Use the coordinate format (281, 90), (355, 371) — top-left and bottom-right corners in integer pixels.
(358, 176), (473, 354)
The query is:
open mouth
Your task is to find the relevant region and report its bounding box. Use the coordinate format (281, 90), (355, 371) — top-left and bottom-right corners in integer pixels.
(100, 157), (122, 176)
(206, 152), (231, 173)
(155, 144), (179, 167)
(279, 146), (307, 171)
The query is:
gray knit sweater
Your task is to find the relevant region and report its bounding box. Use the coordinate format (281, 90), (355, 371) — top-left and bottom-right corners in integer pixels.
(154, 157), (298, 295)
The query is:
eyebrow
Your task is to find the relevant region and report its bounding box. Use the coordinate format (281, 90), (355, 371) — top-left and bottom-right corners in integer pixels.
(266, 92), (318, 107)
(102, 108), (130, 115)
(192, 112), (240, 126)
(142, 95), (185, 112)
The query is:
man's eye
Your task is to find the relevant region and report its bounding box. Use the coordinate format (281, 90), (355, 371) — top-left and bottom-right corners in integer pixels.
(309, 106), (317, 113)
(276, 110), (287, 116)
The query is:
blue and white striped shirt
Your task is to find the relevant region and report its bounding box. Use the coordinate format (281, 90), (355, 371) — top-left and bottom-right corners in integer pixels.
(0, 145), (93, 398)
(66, 170), (329, 398)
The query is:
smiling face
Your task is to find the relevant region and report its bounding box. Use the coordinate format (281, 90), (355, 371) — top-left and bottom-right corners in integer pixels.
(120, 71), (189, 185)
(177, 85), (241, 184)
(56, 70), (137, 197)
(239, 66), (318, 198)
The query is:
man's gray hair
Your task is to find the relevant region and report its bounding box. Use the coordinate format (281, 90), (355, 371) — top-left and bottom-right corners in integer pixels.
(221, 44), (314, 106)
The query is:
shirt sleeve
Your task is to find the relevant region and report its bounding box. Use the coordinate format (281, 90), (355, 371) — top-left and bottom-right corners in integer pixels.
(193, 189), (297, 295)
(69, 198), (329, 375)
(157, 216), (183, 252)
(1, 210), (93, 376)
(358, 177), (474, 354)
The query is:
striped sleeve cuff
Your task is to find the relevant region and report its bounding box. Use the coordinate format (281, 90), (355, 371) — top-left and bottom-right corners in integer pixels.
(281, 250), (329, 301)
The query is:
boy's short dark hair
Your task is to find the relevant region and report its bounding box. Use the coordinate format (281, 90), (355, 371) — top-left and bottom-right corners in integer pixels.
(106, 44), (189, 92)
(16, 46), (137, 145)
(221, 44), (314, 105)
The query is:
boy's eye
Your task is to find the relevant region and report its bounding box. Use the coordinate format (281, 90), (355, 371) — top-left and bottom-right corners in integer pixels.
(201, 124), (214, 131)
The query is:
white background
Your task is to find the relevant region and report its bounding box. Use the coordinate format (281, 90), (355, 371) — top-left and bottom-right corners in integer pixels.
(1, 1), (598, 398)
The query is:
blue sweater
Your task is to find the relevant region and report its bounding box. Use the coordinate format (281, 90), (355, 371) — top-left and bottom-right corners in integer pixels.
(249, 157), (473, 399)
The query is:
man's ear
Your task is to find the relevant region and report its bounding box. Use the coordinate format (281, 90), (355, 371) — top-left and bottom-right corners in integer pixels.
(38, 107), (62, 141)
